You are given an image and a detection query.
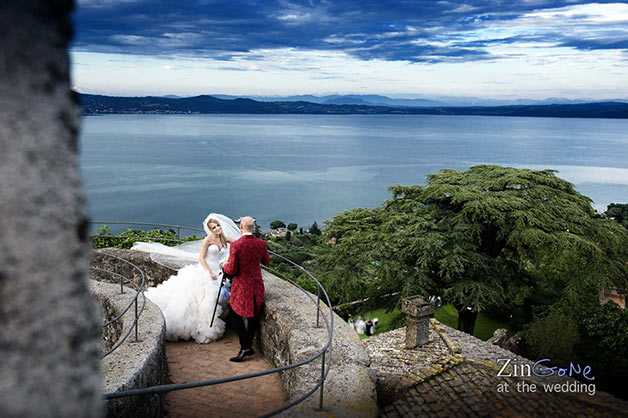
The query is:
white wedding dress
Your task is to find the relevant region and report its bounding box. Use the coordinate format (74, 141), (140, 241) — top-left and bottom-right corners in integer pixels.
(133, 213), (241, 343)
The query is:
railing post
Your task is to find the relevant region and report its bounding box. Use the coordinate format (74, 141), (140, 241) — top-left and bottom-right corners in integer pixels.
(134, 297), (140, 342)
(317, 350), (326, 411)
(315, 285), (321, 328)
(176, 226), (180, 240)
(158, 393), (164, 418)
(119, 259), (124, 294)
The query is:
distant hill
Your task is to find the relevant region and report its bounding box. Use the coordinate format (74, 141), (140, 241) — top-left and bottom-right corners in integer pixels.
(202, 93), (628, 107)
(78, 93), (628, 119)
(212, 94), (448, 107)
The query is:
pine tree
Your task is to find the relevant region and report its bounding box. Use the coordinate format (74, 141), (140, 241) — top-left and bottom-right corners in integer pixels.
(318, 165), (628, 334)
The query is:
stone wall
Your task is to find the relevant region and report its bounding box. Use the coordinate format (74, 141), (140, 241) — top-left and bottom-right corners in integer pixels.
(91, 248), (178, 288)
(261, 271), (378, 417)
(0, 1), (103, 417)
(98, 296), (123, 353)
(90, 280), (168, 418)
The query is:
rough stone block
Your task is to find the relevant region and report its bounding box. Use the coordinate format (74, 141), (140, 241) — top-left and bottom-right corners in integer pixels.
(401, 295), (435, 318)
(401, 296), (434, 349)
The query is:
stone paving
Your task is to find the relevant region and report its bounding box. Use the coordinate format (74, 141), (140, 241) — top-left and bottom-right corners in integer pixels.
(164, 330), (286, 418)
(364, 321), (628, 418)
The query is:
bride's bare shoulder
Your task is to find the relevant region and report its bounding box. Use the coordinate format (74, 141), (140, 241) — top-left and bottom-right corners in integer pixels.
(201, 235), (214, 247)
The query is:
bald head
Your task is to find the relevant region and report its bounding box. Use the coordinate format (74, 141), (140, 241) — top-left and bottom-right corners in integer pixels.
(240, 216), (255, 232)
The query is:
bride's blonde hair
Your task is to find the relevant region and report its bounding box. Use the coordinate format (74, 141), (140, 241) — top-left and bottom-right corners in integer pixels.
(207, 218), (228, 248)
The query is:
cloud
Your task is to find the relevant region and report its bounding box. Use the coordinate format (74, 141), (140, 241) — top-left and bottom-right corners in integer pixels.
(72, 1), (628, 65)
(515, 164), (628, 186)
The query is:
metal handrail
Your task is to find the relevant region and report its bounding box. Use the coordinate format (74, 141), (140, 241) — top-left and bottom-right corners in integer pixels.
(91, 221), (203, 240)
(90, 253), (147, 358)
(91, 222), (334, 416)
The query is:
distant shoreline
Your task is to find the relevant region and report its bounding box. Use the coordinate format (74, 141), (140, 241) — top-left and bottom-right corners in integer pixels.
(79, 94), (628, 120)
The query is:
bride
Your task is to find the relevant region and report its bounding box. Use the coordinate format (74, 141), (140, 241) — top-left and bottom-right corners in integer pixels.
(133, 213), (241, 343)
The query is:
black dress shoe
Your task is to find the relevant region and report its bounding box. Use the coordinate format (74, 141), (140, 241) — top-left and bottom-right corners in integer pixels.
(229, 347), (255, 362)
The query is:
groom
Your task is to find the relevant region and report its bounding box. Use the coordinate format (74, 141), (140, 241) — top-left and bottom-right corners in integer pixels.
(222, 216), (270, 362)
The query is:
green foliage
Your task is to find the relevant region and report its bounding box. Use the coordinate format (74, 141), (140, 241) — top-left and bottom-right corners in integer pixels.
(90, 225), (198, 249)
(352, 304), (508, 341)
(270, 220), (286, 230)
(91, 225), (118, 248)
(605, 202), (628, 227)
(309, 221), (322, 235)
(524, 310), (580, 367)
(287, 223), (298, 231)
(265, 233), (328, 296)
(434, 304), (509, 341)
(316, 165), (628, 332)
(577, 301), (628, 395)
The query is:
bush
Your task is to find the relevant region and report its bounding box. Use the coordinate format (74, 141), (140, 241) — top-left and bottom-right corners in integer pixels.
(524, 310), (580, 367)
(90, 225), (198, 249)
(309, 222), (321, 235)
(91, 225), (119, 248)
(577, 301), (628, 398)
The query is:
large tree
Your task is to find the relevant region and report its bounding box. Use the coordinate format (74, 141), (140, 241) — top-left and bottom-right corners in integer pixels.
(317, 165), (628, 334)
(605, 202), (628, 227)
(270, 220), (286, 230)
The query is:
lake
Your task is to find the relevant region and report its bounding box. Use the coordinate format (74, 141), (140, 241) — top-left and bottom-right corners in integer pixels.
(79, 114), (628, 232)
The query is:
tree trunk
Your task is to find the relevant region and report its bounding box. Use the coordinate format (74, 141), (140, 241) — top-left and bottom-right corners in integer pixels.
(457, 308), (478, 335)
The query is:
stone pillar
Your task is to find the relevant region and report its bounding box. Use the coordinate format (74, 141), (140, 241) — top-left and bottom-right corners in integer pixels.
(401, 296), (435, 349)
(0, 1), (103, 417)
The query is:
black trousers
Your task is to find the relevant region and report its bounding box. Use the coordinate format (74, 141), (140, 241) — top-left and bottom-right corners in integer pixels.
(227, 296), (262, 350)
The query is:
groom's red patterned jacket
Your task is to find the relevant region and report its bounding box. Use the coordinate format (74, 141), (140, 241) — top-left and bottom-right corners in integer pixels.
(223, 234), (270, 317)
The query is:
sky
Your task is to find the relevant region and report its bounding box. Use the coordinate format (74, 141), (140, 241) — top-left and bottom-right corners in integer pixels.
(71, 0), (628, 100)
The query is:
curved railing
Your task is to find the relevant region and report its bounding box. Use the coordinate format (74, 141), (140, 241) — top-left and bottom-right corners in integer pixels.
(90, 221), (334, 417)
(91, 253), (147, 358)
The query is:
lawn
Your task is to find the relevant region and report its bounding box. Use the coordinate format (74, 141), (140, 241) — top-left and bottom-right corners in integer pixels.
(349, 307), (401, 339)
(354, 303), (508, 341)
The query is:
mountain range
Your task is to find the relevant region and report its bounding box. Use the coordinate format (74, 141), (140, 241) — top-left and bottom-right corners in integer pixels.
(78, 93), (628, 119)
(172, 93), (628, 107)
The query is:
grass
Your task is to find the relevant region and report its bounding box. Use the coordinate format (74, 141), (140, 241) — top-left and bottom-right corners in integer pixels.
(434, 304), (508, 341)
(355, 303), (508, 341)
(349, 307), (401, 339)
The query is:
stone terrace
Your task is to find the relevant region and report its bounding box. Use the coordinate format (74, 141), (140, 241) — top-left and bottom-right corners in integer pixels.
(365, 321), (628, 417)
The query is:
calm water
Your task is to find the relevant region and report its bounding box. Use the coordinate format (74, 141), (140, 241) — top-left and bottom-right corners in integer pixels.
(79, 114), (628, 231)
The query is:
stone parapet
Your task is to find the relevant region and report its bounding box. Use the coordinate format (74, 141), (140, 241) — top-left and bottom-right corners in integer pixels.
(260, 271), (378, 417)
(90, 280), (167, 418)
(91, 248), (178, 288)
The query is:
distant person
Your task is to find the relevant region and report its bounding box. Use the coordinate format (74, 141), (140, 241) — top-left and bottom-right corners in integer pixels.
(365, 318), (373, 336)
(222, 216), (271, 362)
(356, 316), (367, 334)
(370, 318), (379, 335)
(133, 214), (240, 343)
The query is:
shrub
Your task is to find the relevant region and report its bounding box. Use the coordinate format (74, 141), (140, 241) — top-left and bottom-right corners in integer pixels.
(577, 301), (628, 398)
(90, 225), (197, 249)
(524, 310), (580, 367)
